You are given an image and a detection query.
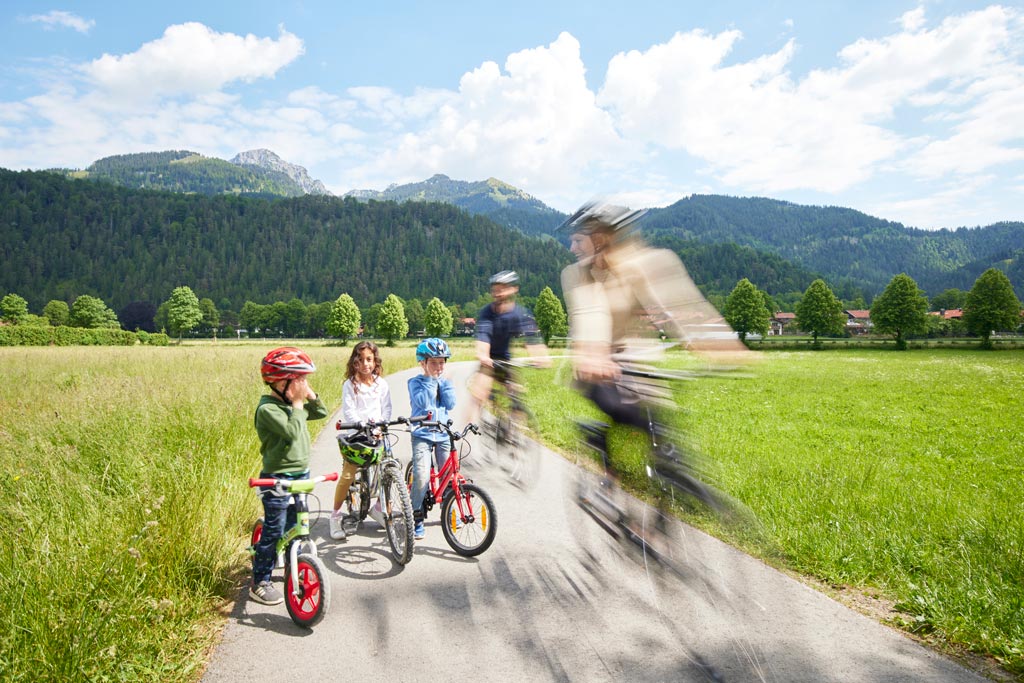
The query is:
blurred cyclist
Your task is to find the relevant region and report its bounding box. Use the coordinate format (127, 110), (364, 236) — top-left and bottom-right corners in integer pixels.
(467, 270), (548, 425)
(559, 199), (749, 481)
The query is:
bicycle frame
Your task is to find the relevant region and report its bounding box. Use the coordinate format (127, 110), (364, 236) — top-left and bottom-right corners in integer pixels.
(418, 420), (478, 515)
(249, 474), (337, 597)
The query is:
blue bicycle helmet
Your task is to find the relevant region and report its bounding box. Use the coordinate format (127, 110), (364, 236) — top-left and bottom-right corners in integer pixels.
(416, 337), (451, 362)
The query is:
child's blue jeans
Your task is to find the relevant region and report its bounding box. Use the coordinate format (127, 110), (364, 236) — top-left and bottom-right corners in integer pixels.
(410, 437), (449, 513)
(252, 470), (309, 585)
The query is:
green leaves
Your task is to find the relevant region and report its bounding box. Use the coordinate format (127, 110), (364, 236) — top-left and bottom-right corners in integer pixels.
(164, 286), (202, 338)
(533, 286), (567, 344)
(424, 296), (454, 337)
(327, 293), (361, 341)
(870, 273), (929, 350)
(376, 294), (408, 345)
(725, 278), (770, 342)
(795, 279), (846, 346)
(964, 268), (1022, 346)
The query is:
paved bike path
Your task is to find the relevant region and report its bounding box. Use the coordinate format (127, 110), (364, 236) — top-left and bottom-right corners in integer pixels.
(202, 362), (985, 683)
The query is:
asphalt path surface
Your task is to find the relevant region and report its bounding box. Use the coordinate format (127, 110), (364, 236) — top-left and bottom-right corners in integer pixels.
(203, 362), (986, 683)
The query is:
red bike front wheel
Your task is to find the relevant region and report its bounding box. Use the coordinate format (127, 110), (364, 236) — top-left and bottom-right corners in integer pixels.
(285, 553), (331, 628)
(440, 483), (497, 557)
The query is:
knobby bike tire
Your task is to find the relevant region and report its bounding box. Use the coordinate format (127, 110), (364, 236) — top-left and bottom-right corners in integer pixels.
(382, 469), (415, 565)
(440, 483), (497, 557)
(285, 553), (331, 628)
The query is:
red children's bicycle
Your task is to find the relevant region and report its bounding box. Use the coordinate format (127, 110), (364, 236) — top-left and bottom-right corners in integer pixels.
(405, 419), (497, 556)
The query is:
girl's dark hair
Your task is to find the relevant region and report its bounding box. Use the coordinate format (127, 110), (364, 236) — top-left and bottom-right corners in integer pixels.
(346, 341), (383, 391)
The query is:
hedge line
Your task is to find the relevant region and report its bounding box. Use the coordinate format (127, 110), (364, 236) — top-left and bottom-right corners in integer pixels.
(0, 326), (170, 346)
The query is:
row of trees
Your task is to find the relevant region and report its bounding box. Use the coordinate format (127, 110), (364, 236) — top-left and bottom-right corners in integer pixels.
(724, 268), (1023, 349)
(1, 284), (570, 347)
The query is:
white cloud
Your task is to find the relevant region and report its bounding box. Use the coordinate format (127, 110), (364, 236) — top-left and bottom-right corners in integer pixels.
(82, 23), (304, 99)
(341, 32), (628, 205)
(27, 10), (95, 34)
(596, 5), (1023, 201)
(866, 174), (999, 228)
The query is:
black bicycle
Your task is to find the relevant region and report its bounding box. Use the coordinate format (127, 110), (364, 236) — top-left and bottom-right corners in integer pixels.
(480, 359), (540, 487)
(334, 416), (420, 565)
(574, 363), (739, 571)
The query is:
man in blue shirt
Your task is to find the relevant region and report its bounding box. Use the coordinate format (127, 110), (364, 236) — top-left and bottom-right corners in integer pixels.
(467, 271), (547, 424)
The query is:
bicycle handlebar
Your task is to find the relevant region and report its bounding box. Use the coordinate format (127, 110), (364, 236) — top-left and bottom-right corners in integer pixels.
(248, 472), (339, 489)
(418, 420), (479, 440)
(335, 414), (431, 432)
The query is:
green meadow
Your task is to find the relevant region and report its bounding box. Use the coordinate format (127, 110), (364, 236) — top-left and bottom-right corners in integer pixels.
(0, 342), (435, 682)
(526, 348), (1024, 677)
(0, 343), (1020, 679)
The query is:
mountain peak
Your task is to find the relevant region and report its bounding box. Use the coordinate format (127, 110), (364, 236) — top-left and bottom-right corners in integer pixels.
(230, 149), (331, 195)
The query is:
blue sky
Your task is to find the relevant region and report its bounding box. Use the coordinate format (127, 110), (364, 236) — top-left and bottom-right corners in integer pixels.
(1, 1), (1022, 229)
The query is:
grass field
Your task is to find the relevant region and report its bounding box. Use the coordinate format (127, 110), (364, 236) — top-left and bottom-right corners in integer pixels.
(0, 339), (462, 682)
(524, 348), (1024, 677)
(1, 342), (1020, 679)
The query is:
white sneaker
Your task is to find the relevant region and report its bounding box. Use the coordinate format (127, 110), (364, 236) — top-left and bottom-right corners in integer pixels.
(329, 512), (347, 540)
(368, 499), (385, 526)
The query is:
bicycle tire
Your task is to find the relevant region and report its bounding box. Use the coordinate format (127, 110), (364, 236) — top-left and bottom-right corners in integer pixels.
(345, 477), (371, 522)
(285, 553), (330, 628)
(250, 518), (263, 550)
(382, 469), (415, 565)
(440, 483), (497, 557)
(502, 405), (539, 486)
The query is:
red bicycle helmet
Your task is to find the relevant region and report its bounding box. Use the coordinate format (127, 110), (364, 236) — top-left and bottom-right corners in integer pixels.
(260, 347), (316, 383)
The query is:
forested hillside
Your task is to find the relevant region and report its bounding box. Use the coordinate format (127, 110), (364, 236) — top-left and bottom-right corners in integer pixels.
(64, 151), (309, 197)
(0, 170), (570, 311)
(641, 195), (1024, 298)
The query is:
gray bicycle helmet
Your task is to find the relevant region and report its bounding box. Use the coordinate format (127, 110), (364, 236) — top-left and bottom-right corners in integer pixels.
(489, 270), (519, 286)
(557, 200), (647, 236)
(337, 432), (382, 466)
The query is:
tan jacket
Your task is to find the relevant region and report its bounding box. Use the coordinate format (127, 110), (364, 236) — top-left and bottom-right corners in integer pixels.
(560, 239), (745, 355)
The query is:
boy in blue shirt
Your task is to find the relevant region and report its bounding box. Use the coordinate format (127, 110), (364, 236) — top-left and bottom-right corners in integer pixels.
(407, 338), (456, 540)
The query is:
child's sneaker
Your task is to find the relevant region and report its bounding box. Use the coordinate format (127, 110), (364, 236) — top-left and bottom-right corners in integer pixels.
(329, 511), (347, 540)
(249, 581), (283, 605)
(413, 521), (425, 540)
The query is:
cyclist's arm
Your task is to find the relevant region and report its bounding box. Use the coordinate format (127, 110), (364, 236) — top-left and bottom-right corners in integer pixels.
(628, 248), (748, 358)
(475, 340), (493, 368)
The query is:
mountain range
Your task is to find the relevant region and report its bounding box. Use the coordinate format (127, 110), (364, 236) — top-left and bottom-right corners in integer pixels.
(7, 149), (1023, 310)
(346, 174), (564, 236)
(60, 149), (330, 198)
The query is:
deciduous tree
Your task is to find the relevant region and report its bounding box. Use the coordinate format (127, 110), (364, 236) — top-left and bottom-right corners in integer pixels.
(964, 268), (1022, 348)
(0, 293), (29, 324)
(424, 297), (454, 337)
(43, 300), (70, 327)
(871, 273), (929, 350)
(165, 286), (202, 340)
(795, 279), (845, 348)
(376, 294), (408, 346)
(327, 294), (361, 343)
(71, 295), (120, 329)
(724, 278), (770, 342)
(534, 286), (568, 344)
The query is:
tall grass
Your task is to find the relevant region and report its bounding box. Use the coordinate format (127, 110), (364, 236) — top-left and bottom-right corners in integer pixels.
(525, 349), (1024, 676)
(0, 341), (434, 682)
